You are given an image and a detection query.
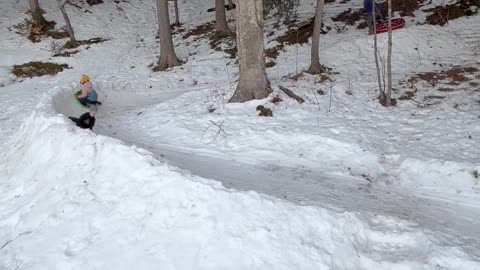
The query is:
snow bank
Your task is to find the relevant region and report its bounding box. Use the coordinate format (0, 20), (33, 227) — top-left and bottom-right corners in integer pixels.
(1, 88), (479, 270)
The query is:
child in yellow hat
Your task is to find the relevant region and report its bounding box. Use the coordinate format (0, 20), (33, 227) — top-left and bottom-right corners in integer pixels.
(76, 74), (102, 106)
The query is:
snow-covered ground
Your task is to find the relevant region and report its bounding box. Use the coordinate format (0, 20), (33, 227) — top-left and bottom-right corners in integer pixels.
(1, 0), (479, 269)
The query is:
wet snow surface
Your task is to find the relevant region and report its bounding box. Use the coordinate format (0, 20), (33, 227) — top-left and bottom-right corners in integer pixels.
(1, 0), (480, 269)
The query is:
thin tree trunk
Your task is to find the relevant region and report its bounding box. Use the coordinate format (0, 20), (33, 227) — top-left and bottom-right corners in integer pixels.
(173, 0), (180, 26)
(29, 0), (52, 29)
(229, 0), (271, 103)
(215, 0), (229, 33)
(372, 0), (384, 100)
(57, 0), (76, 46)
(156, 0), (179, 70)
(308, 0), (325, 74)
(386, 0), (392, 106)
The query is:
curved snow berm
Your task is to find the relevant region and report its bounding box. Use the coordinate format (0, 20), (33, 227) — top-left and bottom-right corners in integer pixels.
(0, 88), (479, 270)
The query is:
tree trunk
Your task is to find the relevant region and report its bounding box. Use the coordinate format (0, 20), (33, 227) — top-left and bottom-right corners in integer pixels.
(29, 0), (52, 29)
(308, 0), (325, 74)
(173, 0), (180, 26)
(229, 0), (271, 103)
(156, 0), (180, 70)
(386, 0), (392, 106)
(57, 0), (77, 46)
(215, 0), (230, 33)
(372, 0), (384, 100)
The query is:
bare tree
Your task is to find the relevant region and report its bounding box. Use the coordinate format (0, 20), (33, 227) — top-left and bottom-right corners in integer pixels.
(57, 0), (77, 46)
(29, 0), (53, 29)
(386, 0), (393, 106)
(308, 0), (325, 74)
(229, 0), (272, 103)
(215, 0), (230, 33)
(173, 0), (180, 26)
(156, 0), (180, 70)
(372, 0), (384, 100)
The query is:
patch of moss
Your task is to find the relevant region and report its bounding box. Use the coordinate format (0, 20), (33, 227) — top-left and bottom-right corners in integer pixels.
(256, 105), (273, 117)
(12, 62), (70, 78)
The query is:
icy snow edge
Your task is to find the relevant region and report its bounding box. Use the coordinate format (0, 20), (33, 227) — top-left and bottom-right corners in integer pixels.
(0, 87), (479, 270)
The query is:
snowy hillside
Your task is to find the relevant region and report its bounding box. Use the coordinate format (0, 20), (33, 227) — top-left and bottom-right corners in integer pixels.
(1, 0), (479, 269)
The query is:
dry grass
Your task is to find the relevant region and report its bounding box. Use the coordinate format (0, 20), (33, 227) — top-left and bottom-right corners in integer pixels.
(12, 62), (70, 78)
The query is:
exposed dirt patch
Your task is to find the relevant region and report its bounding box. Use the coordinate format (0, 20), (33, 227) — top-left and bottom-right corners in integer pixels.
(379, 96), (397, 107)
(171, 24), (186, 34)
(277, 18), (329, 45)
(11, 19), (63, 43)
(265, 47), (281, 61)
(380, 0), (426, 17)
(266, 61), (276, 68)
(265, 17), (329, 63)
(208, 32), (237, 59)
(12, 62), (70, 78)
(332, 8), (365, 28)
(425, 0), (480, 26)
(53, 50), (80, 57)
(63, 37), (109, 49)
(270, 94), (283, 104)
(438, 87), (455, 92)
(399, 66), (479, 106)
(424, 95), (446, 101)
(87, 0), (104, 6)
(406, 66), (478, 87)
(182, 21), (215, 40)
(398, 90), (415, 100)
(223, 47), (238, 59)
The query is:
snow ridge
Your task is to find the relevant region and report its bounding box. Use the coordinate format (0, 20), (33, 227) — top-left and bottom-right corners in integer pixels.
(0, 86), (479, 270)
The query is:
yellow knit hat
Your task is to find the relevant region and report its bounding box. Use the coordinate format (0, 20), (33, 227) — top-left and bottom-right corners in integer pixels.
(80, 74), (90, 84)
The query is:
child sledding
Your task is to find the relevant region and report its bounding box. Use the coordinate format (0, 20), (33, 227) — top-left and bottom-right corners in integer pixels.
(69, 74), (102, 130)
(75, 74), (102, 107)
(69, 107), (97, 130)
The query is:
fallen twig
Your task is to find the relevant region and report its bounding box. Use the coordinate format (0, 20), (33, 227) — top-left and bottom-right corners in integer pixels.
(279, 86), (304, 104)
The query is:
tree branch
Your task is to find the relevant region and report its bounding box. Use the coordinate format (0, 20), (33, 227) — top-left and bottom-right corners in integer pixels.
(279, 86), (305, 104)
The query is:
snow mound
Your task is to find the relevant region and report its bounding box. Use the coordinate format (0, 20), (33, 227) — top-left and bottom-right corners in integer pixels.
(0, 88), (479, 269)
